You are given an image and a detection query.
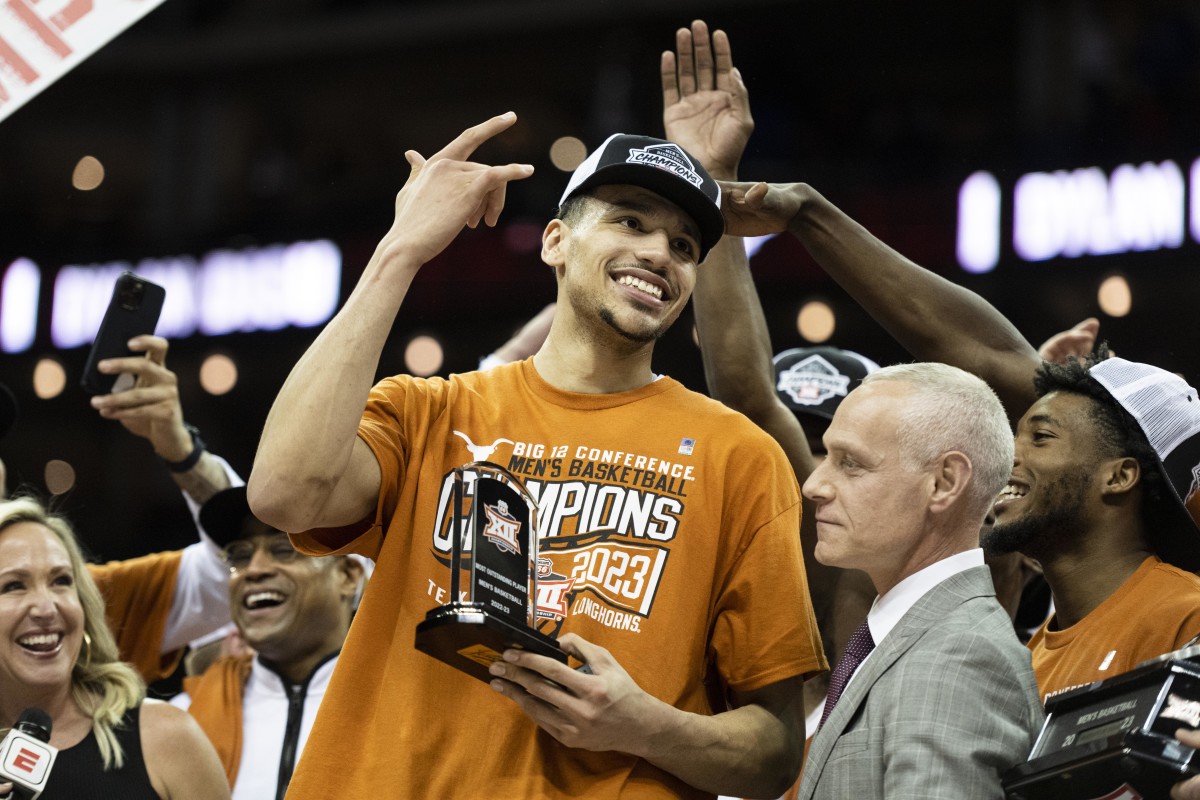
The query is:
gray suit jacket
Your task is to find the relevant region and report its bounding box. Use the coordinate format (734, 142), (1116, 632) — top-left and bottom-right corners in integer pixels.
(798, 565), (1044, 800)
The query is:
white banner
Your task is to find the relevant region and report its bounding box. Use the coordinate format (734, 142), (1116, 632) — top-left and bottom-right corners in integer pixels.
(0, 0), (169, 124)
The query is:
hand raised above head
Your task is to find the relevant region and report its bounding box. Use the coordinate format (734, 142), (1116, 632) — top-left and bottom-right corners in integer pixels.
(661, 20), (753, 180)
(378, 112), (535, 269)
(719, 180), (809, 238)
(1037, 318), (1101, 365)
(89, 335), (193, 461)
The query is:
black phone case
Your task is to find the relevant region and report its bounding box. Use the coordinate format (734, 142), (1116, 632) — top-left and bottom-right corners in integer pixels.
(80, 272), (166, 395)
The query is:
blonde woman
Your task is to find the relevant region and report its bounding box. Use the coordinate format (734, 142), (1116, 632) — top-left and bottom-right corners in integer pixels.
(0, 497), (228, 799)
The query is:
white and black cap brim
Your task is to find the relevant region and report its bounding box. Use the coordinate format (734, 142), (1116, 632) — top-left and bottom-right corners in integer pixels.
(558, 133), (724, 261)
(1090, 356), (1200, 569)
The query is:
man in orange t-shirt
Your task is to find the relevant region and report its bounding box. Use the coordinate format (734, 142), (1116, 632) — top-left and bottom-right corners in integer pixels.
(249, 106), (825, 796)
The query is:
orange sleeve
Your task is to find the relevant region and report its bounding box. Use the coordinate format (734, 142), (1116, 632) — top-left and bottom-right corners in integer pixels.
(88, 550), (184, 682)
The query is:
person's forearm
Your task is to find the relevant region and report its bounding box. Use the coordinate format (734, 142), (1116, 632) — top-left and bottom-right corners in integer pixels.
(169, 451), (231, 506)
(637, 696), (802, 798)
(694, 236), (817, 483)
(695, 238), (779, 416)
(788, 184), (1042, 417)
(248, 251), (419, 531)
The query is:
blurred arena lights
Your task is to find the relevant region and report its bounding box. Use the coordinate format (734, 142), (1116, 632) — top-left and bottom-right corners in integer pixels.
(959, 157), (1197, 270)
(1097, 275), (1132, 317)
(550, 137), (588, 171)
(44, 459), (76, 495)
(48, 239), (341, 349)
(71, 156), (105, 191)
(1, 258), (40, 353)
(33, 358), (67, 399)
(957, 171), (1001, 273)
(200, 353), (238, 395)
(405, 335), (444, 377)
(797, 301), (835, 343)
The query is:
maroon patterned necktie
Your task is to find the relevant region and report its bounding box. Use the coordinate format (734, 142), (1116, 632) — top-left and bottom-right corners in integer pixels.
(819, 620), (876, 730)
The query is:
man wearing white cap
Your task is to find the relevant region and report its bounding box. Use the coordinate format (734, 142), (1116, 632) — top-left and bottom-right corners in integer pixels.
(248, 109), (824, 798)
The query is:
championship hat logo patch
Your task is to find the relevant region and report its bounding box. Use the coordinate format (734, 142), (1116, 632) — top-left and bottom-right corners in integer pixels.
(776, 354), (852, 407)
(625, 144), (704, 188)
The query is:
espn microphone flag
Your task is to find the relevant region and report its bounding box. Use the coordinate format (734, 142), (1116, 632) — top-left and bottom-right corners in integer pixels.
(0, 708), (57, 800)
(0, 0), (171, 125)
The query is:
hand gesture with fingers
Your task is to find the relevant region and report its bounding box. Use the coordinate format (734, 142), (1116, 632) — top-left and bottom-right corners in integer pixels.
(661, 20), (753, 180)
(487, 632), (664, 756)
(89, 335), (193, 462)
(718, 180), (807, 237)
(1037, 317), (1101, 365)
(379, 112), (535, 268)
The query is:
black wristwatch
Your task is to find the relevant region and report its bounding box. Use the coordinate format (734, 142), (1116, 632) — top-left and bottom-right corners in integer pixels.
(163, 423), (206, 473)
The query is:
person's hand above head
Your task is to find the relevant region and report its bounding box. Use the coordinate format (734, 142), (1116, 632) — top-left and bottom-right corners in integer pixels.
(661, 20), (753, 180)
(380, 112), (535, 269)
(88, 335), (194, 462)
(719, 180), (808, 238)
(1037, 317), (1101, 365)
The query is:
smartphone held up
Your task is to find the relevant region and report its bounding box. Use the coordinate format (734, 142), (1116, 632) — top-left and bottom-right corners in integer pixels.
(80, 272), (165, 395)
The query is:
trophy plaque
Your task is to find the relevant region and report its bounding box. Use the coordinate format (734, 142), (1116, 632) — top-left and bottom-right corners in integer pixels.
(1002, 645), (1200, 800)
(415, 461), (567, 683)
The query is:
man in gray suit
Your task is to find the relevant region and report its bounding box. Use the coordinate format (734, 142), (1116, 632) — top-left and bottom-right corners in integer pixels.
(797, 362), (1043, 799)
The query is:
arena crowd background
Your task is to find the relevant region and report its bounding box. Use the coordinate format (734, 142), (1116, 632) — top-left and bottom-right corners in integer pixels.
(1, 0), (1198, 560)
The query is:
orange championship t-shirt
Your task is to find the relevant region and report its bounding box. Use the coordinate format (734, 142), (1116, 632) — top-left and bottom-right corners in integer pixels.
(1029, 555), (1200, 703)
(286, 360), (826, 799)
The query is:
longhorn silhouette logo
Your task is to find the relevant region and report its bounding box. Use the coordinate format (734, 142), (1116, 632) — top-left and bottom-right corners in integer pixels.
(452, 431), (514, 462)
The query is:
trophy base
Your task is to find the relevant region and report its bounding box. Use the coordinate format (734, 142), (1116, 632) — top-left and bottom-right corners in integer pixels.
(415, 604), (567, 684)
(1002, 648), (1200, 800)
(1003, 732), (1195, 799)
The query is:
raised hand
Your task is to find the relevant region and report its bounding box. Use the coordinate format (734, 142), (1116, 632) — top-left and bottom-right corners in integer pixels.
(377, 112), (535, 269)
(1037, 317), (1101, 365)
(661, 20), (753, 180)
(719, 180), (807, 237)
(89, 335), (193, 462)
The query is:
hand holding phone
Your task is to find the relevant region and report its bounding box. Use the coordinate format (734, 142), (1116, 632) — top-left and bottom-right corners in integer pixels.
(81, 272), (166, 395)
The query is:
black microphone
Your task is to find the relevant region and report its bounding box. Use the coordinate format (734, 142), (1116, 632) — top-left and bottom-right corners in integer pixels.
(0, 708), (57, 800)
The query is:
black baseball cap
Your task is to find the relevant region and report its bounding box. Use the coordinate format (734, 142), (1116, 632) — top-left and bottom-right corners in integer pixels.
(199, 485), (279, 548)
(558, 133), (724, 261)
(773, 346), (881, 421)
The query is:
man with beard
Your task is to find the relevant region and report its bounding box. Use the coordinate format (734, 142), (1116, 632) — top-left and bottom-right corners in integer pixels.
(247, 111), (824, 799)
(985, 349), (1200, 700)
(710, 178), (1200, 702)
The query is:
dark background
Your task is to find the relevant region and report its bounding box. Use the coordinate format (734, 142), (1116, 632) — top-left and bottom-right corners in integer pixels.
(2, 0), (1199, 559)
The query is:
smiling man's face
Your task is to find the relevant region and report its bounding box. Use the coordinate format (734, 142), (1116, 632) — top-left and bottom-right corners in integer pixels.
(545, 184), (701, 346)
(984, 391), (1103, 560)
(226, 529), (350, 664)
